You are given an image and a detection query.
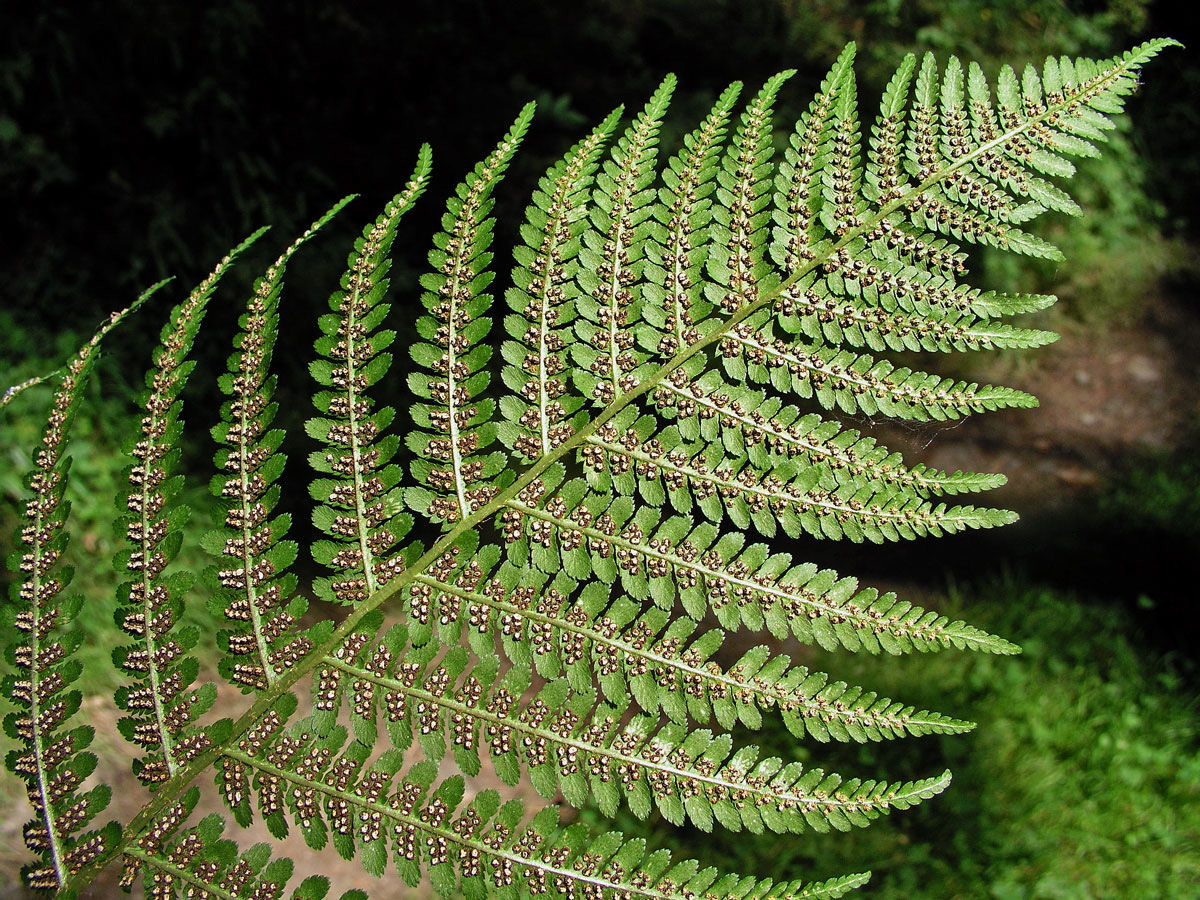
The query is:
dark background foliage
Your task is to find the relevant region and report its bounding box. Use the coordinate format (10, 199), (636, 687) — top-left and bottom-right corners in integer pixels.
(2, 0), (1195, 331)
(2, 1), (1198, 896)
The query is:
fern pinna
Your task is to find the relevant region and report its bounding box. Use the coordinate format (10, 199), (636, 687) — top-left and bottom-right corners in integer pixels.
(3, 41), (1173, 899)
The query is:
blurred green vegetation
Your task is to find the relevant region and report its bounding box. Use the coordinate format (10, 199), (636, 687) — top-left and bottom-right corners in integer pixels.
(1094, 437), (1200, 545)
(583, 583), (1200, 898)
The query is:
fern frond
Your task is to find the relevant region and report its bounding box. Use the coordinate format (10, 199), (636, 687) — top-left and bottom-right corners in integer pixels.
(307, 148), (432, 606)
(205, 199), (353, 692)
(3, 286), (166, 889)
(18, 39), (1176, 900)
(114, 232), (265, 786)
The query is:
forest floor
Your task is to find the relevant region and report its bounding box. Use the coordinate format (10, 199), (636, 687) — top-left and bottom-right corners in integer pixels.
(3, 290), (1199, 899)
(876, 288), (1200, 517)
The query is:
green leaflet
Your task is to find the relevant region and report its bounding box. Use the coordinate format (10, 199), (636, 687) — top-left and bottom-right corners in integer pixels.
(113, 231), (266, 787)
(574, 76), (676, 407)
(208, 197), (354, 692)
(501, 106), (623, 461)
(409, 108), (534, 526)
(2, 38), (1178, 900)
(2, 290), (166, 891)
(308, 148), (432, 604)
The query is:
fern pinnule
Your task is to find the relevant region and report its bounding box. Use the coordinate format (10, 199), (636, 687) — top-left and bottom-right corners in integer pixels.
(206, 199), (355, 693)
(4, 285), (168, 889)
(501, 105), (623, 462)
(120, 788), (322, 900)
(783, 286), (1058, 354)
(579, 400), (1013, 543)
(307, 147), (432, 610)
(718, 317), (1039, 421)
(864, 54), (916, 211)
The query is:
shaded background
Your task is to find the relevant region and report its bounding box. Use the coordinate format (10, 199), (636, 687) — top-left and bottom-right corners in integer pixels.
(2, 1), (1199, 897)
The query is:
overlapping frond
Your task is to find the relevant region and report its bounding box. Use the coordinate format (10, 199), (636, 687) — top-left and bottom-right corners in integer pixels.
(5, 38), (1177, 900)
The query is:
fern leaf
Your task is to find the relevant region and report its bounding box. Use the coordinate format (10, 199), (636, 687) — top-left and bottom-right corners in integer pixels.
(114, 232), (265, 786)
(644, 81), (741, 356)
(23, 40), (1177, 900)
(574, 76), (675, 406)
(3, 293), (165, 890)
(310, 619), (950, 834)
(501, 107), (623, 462)
(719, 318), (1038, 421)
(226, 720), (872, 899)
(579, 409), (1008, 542)
(205, 199), (353, 692)
(308, 148), (432, 606)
